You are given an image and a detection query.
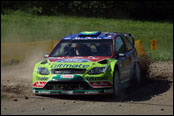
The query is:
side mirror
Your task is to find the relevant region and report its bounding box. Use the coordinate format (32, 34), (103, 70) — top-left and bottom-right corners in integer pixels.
(118, 53), (126, 57)
(44, 53), (49, 58)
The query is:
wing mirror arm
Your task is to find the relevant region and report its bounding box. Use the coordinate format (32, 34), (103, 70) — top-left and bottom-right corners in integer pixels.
(44, 53), (49, 58)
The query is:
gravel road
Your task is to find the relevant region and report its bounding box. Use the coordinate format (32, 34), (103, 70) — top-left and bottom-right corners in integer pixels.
(1, 61), (173, 115)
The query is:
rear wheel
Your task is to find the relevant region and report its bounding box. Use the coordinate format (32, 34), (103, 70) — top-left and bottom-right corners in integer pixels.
(113, 69), (120, 98)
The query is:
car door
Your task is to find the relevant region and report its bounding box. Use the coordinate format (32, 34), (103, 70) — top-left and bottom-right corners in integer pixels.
(114, 36), (130, 82)
(122, 35), (135, 80)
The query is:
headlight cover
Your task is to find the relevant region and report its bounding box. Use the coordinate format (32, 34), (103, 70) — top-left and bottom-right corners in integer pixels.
(37, 66), (50, 75)
(88, 65), (108, 75)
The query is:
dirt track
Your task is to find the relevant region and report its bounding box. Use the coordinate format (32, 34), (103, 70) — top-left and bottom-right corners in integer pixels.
(1, 61), (173, 115)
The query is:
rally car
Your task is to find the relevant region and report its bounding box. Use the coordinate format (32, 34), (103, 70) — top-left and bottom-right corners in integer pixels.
(33, 31), (141, 97)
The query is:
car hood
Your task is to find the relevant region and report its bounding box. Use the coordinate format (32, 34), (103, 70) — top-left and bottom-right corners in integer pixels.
(47, 56), (112, 69)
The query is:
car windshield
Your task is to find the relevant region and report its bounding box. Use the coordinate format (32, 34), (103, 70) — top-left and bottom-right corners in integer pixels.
(49, 40), (113, 57)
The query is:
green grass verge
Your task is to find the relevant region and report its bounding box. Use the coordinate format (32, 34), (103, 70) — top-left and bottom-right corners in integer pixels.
(1, 12), (173, 61)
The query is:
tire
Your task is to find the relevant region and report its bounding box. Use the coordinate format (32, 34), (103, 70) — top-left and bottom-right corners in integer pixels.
(134, 62), (142, 85)
(113, 69), (120, 98)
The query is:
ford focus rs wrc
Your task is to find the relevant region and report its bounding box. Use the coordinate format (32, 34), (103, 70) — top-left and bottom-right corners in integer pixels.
(33, 31), (142, 97)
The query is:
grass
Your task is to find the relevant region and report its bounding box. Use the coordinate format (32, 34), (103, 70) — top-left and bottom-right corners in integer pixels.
(1, 12), (173, 61)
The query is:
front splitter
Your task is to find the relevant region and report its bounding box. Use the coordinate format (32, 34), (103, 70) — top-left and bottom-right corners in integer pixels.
(33, 88), (113, 95)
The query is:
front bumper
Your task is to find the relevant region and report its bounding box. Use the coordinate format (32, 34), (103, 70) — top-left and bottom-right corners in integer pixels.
(33, 73), (113, 95)
(33, 88), (113, 95)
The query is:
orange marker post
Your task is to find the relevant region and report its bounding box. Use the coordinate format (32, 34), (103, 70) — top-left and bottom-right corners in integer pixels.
(151, 40), (157, 50)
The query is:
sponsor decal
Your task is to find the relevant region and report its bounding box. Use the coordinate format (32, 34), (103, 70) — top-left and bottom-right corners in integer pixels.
(33, 81), (47, 88)
(89, 81), (112, 88)
(74, 37), (102, 40)
(36, 76), (49, 81)
(38, 91), (50, 94)
(85, 91), (99, 94)
(61, 91), (73, 94)
(51, 64), (90, 69)
(86, 76), (107, 81)
(56, 59), (90, 63)
(61, 75), (74, 78)
(49, 56), (111, 62)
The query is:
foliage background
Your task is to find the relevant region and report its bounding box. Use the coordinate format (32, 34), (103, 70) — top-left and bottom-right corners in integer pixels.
(1, 1), (173, 21)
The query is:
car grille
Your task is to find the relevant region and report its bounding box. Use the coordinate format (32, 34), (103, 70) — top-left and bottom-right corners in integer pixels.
(51, 69), (86, 74)
(44, 81), (92, 90)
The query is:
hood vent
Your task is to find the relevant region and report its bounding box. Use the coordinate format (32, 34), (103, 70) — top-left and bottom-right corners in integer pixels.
(98, 59), (108, 64)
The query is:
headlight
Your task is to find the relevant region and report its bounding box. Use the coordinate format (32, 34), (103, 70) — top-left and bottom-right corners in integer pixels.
(88, 65), (108, 75)
(37, 66), (50, 75)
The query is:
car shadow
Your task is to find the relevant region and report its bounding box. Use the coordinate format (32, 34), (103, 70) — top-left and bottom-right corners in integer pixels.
(42, 76), (172, 102)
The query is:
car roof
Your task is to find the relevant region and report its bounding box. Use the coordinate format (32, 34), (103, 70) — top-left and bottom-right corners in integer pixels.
(62, 31), (132, 40)
(62, 31), (120, 40)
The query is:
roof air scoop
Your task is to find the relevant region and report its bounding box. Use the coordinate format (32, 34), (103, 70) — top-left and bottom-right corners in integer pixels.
(79, 31), (101, 37)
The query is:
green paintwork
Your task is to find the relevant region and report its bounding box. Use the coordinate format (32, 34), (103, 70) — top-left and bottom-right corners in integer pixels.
(33, 58), (118, 93)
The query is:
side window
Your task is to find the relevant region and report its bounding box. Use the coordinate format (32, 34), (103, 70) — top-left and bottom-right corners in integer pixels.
(127, 36), (134, 45)
(115, 36), (127, 53)
(123, 37), (133, 51)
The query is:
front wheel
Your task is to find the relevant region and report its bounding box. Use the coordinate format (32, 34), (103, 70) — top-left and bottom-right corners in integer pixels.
(113, 70), (121, 98)
(134, 62), (142, 85)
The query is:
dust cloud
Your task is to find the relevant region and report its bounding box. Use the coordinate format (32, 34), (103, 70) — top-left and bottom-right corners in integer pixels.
(1, 45), (47, 86)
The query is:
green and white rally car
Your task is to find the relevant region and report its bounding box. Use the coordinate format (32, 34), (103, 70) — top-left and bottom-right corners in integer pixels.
(33, 31), (141, 97)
